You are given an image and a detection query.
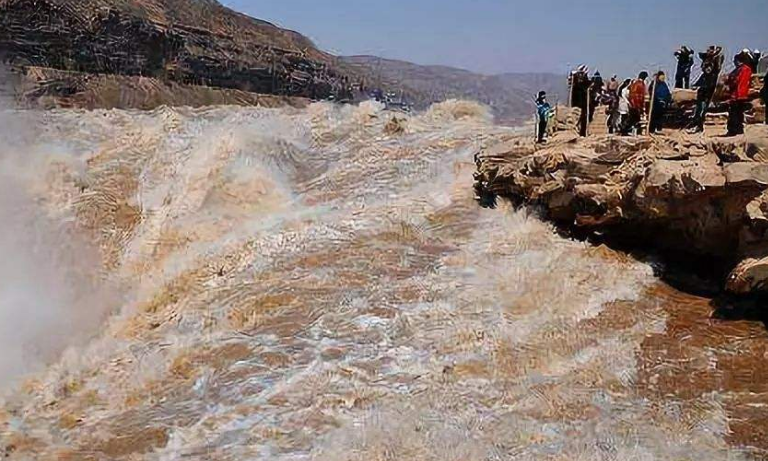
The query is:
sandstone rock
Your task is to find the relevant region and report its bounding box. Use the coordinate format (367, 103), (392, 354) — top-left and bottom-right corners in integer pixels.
(746, 191), (768, 225)
(724, 163), (768, 187)
(727, 257), (768, 294)
(638, 156), (725, 200)
(474, 129), (768, 294)
(554, 106), (581, 133)
(672, 88), (698, 106)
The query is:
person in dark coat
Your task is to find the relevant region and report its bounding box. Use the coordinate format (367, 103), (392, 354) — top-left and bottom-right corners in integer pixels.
(689, 46), (724, 133)
(648, 71), (672, 134)
(570, 66), (591, 136)
(589, 71), (604, 123)
(674, 46), (695, 89)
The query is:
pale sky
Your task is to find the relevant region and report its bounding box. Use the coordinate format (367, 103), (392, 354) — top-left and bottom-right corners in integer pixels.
(222, 0), (767, 77)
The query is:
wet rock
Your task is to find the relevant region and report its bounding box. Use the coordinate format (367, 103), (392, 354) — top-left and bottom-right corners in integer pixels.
(727, 257), (768, 294)
(474, 129), (768, 294)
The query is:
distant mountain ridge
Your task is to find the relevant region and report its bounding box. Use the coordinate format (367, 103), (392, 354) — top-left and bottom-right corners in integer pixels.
(0, 0), (566, 123)
(341, 55), (567, 124)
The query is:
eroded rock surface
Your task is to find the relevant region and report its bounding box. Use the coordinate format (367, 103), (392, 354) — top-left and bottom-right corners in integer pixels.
(474, 123), (768, 293)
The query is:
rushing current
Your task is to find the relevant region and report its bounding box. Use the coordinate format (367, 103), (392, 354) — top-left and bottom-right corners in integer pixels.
(1, 101), (766, 460)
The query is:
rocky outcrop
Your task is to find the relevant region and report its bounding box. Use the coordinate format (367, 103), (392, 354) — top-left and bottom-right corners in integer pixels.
(474, 120), (768, 294)
(0, 0), (360, 101)
(16, 66), (309, 110)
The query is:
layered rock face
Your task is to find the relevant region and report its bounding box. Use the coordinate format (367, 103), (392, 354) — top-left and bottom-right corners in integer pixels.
(474, 112), (768, 293)
(16, 66), (310, 109)
(0, 0), (355, 101)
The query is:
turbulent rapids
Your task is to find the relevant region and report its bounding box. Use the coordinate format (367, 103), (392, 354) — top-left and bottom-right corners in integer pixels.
(0, 101), (766, 460)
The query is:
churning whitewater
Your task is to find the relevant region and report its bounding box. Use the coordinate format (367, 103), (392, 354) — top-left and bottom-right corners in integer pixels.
(0, 101), (749, 460)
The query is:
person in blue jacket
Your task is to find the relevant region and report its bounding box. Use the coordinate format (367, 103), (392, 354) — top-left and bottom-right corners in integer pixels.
(536, 91), (552, 143)
(648, 71), (672, 134)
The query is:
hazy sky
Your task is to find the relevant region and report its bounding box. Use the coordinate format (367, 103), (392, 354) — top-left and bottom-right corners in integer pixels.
(222, 0), (767, 77)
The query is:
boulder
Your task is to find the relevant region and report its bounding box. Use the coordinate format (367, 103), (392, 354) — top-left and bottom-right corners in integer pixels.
(727, 257), (768, 294)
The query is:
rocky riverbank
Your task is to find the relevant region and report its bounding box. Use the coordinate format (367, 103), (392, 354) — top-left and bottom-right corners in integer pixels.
(474, 112), (768, 294)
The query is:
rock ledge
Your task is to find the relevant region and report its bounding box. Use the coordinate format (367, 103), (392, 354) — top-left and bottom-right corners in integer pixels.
(474, 125), (768, 294)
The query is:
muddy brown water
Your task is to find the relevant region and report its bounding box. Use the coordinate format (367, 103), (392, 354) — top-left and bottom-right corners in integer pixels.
(1, 101), (767, 460)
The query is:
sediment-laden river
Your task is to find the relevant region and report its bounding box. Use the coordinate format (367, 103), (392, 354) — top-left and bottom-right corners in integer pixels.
(1, 101), (766, 460)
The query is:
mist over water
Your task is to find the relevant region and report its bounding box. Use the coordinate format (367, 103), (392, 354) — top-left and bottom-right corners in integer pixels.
(0, 106), (115, 388)
(0, 101), (757, 459)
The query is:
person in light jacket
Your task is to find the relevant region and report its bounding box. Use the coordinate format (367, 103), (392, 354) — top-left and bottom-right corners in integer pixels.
(617, 79), (632, 135)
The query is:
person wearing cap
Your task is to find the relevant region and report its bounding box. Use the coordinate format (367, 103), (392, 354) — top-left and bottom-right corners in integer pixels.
(535, 91), (552, 143)
(725, 52), (754, 136)
(674, 46), (695, 89)
(648, 71), (672, 134)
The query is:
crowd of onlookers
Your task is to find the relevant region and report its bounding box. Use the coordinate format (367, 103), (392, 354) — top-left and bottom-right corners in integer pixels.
(535, 46), (768, 143)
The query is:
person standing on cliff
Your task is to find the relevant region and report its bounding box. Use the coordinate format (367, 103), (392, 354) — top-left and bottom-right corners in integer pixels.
(725, 52), (753, 137)
(648, 71), (672, 134)
(689, 46), (724, 133)
(607, 75), (619, 95)
(570, 66), (591, 136)
(617, 78), (632, 135)
(589, 71), (604, 123)
(604, 85), (620, 134)
(674, 46), (695, 89)
(535, 91), (552, 143)
(624, 71), (648, 135)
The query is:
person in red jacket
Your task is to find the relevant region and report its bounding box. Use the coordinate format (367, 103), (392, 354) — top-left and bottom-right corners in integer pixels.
(621, 71), (648, 135)
(726, 53), (754, 136)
